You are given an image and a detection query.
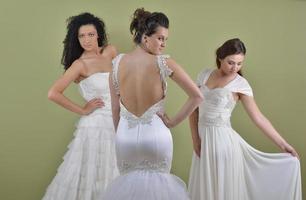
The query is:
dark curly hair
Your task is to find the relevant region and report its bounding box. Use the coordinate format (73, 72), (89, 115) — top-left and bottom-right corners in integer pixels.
(216, 38), (246, 76)
(130, 8), (169, 44)
(61, 12), (108, 70)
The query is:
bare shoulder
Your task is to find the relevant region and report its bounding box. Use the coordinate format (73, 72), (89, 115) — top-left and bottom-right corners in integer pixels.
(103, 44), (118, 59)
(66, 59), (87, 76)
(166, 57), (179, 68)
(165, 57), (184, 73)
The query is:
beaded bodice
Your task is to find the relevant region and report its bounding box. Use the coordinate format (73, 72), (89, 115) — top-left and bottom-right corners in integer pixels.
(112, 54), (172, 129)
(197, 69), (253, 128)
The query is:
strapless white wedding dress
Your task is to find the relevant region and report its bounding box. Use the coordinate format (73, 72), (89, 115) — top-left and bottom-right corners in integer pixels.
(42, 71), (118, 200)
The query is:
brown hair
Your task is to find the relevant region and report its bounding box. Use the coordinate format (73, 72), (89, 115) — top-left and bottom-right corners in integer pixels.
(130, 8), (169, 44)
(216, 38), (246, 76)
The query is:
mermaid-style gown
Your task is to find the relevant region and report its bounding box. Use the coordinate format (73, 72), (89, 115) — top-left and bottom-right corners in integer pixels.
(42, 72), (119, 200)
(102, 54), (190, 200)
(188, 69), (302, 200)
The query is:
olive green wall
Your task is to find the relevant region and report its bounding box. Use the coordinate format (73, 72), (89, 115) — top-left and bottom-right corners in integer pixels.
(0, 0), (305, 199)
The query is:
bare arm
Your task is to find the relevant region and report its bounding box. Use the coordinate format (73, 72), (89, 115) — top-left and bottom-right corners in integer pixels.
(240, 94), (299, 158)
(158, 58), (203, 128)
(47, 60), (103, 115)
(189, 107), (201, 157)
(109, 72), (120, 131)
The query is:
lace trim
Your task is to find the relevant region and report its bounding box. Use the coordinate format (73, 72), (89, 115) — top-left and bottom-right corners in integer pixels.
(157, 55), (172, 95)
(120, 101), (164, 129)
(112, 54), (171, 96)
(118, 158), (170, 174)
(112, 54), (123, 95)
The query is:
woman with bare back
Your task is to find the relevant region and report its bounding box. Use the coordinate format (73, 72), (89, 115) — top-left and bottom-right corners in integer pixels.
(102, 8), (203, 200)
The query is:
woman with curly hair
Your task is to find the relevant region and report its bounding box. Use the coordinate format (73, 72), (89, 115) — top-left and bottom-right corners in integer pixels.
(43, 12), (118, 200)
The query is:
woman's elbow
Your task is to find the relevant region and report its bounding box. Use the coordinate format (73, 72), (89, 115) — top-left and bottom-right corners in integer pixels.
(47, 89), (57, 101)
(194, 92), (204, 105)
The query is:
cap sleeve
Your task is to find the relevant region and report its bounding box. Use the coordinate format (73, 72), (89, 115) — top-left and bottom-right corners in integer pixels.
(230, 76), (253, 97)
(196, 68), (213, 87)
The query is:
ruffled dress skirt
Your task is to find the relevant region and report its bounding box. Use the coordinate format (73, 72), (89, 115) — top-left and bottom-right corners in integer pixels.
(42, 110), (118, 200)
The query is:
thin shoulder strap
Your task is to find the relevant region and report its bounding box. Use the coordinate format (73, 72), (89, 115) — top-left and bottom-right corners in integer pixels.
(156, 55), (172, 96)
(112, 54), (125, 95)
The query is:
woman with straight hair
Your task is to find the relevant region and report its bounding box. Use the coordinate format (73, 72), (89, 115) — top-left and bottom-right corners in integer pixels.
(188, 38), (301, 200)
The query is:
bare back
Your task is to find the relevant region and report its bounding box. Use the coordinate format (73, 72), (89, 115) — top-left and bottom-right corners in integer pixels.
(113, 53), (171, 117)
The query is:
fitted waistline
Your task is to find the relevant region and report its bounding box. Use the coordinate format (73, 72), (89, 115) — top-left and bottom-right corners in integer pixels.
(118, 159), (171, 175)
(199, 114), (231, 127)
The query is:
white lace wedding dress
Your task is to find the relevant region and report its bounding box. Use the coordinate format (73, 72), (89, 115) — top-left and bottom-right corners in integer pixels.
(101, 54), (190, 200)
(188, 69), (302, 200)
(42, 71), (119, 200)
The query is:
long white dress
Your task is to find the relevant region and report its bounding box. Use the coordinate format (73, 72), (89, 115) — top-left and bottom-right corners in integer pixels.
(101, 54), (190, 200)
(42, 72), (119, 200)
(188, 68), (302, 200)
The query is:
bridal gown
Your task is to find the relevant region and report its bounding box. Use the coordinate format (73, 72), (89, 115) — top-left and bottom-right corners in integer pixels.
(101, 54), (190, 200)
(188, 68), (302, 200)
(42, 71), (118, 200)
